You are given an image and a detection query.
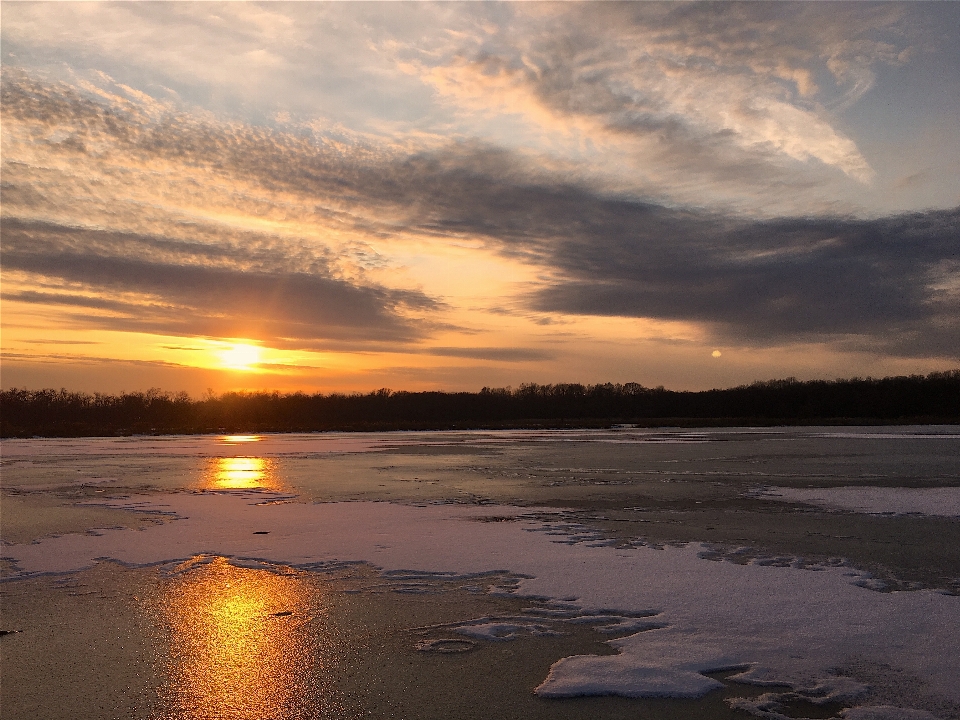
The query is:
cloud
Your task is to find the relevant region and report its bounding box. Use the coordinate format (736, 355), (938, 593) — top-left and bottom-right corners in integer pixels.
(395, 2), (917, 188)
(21, 338), (102, 346)
(425, 346), (553, 363)
(5, 2), (941, 215)
(1, 218), (440, 347)
(2, 72), (957, 362)
(0, 351), (192, 370)
(330, 144), (957, 358)
(523, 207), (960, 358)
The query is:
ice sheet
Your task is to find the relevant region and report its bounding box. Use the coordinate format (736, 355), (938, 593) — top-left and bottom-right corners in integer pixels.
(4, 425), (955, 460)
(3, 492), (958, 712)
(841, 708), (941, 720)
(757, 486), (960, 517)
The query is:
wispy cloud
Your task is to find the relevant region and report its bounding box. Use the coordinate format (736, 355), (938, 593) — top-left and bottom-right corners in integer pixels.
(425, 346), (553, 363)
(3, 72), (957, 361)
(4, 3), (946, 214)
(394, 2), (920, 193)
(2, 3), (959, 393)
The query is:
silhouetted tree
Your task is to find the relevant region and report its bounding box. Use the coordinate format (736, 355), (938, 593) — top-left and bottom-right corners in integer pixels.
(2, 371), (957, 437)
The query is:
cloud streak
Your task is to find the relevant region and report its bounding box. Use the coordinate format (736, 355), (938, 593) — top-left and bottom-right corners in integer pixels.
(7, 2), (948, 215)
(3, 71), (958, 362)
(1, 218), (439, 347)
(397, 2), (919, 190)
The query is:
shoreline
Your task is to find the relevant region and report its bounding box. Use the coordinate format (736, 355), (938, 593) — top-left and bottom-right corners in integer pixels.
(4, 416), (960, 439)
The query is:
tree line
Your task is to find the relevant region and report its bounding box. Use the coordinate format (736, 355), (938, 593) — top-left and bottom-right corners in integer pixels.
(1, 371), (958, 437)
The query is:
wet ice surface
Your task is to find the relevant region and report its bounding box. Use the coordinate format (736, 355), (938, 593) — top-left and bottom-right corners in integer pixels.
(4, 491), (960, 719)
(755, 486), (960, 517)
(3, 427), (960, 719)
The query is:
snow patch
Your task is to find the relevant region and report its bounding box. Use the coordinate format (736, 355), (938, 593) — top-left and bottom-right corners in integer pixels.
(755, 486), (960, 517)
(535, 652), (727, 698)
(841, 707), (942, 720)
(3, 492), (958, 712)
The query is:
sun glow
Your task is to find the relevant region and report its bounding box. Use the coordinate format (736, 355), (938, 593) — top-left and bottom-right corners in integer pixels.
(219, 343), (262, 371)
(207, 456), (279, 490)
(221, 435), (262, 444)
(159, 558), (315, 718)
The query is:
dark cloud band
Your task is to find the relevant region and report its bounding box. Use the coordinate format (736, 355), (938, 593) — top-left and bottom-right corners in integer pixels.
(2, 218), (439, 346)
(3, 73), (958, 360)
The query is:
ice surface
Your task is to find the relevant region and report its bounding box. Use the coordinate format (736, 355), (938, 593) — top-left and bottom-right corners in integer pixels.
(757, 486), (960, 517)
(4, 425), (954, 461)
(0, 433), (391, 458)
(841, 707), (941, 720)
(453, 621), (559, 641)
(4, 492), (959, 711)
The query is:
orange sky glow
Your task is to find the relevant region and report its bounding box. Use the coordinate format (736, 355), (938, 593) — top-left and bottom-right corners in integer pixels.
(2, 3), (958, 395)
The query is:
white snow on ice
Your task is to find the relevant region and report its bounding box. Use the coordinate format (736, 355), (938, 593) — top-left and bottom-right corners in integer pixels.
(757, 486), (960, 517)
(3, 491), (958, 712)
(841, 707), (941, 720)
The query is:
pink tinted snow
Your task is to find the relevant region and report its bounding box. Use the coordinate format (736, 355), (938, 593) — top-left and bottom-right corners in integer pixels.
(759, 486), (960, 517)
(4, 492), (958, 707)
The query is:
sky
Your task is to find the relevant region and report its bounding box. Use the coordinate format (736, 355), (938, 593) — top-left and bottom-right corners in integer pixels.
(2, 1), (958, 396)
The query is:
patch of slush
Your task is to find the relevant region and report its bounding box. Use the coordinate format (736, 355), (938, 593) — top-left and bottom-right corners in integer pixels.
(757, 486), (960, 517)
(453, 620), (561, 641)
(3, 492), (958, 713)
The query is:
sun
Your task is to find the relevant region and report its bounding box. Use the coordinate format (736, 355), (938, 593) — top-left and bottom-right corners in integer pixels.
(219, 343), (262, 371)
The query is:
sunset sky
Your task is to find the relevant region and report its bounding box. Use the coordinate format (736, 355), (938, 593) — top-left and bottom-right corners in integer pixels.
(2, 2), (958, 395)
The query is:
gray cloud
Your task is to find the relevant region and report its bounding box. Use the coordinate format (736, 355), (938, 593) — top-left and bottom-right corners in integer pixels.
(526, 209), (960, 357)
(377, 154), (958, 358)
(0, 350), (192, 369)
(395, 2), (926, 188)
(1, 218), (439, 346)
(375, 153), (958, 355)
(425, 346), (553, 363)
(3, 73), (958, 360)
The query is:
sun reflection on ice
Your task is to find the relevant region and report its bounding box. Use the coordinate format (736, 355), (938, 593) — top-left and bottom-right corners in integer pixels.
(200, 453), (284, 492)
(213, 457), (270, 489)
(221, 435), (262, 444)
(158, 557), (321, 719)
(205, 435), (286, 490)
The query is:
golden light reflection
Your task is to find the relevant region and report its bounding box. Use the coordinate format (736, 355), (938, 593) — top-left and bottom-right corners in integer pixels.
(217, 457), (266, 489)
(221, 435), (262, 444)
(159, 557), (318, 719)
(203, 456), (283, 491)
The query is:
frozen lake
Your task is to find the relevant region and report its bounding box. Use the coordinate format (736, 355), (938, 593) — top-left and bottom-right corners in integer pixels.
(2, 427), (959, 719)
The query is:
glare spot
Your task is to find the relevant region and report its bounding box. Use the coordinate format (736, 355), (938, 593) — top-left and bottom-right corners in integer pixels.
(158, 558), (315, 718)
(213, 457), (268, 489)
(712, 350), (722, 358)
(201, 457), (283, 491)
(220, 343), (261, 371)
(221, 435), (261, 444)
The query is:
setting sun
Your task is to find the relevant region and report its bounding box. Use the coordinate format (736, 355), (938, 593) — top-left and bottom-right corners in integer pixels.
(219, 343), (262, 372)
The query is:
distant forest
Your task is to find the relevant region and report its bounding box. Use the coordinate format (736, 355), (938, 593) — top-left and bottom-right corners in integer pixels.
(2, 371), (958, 437)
